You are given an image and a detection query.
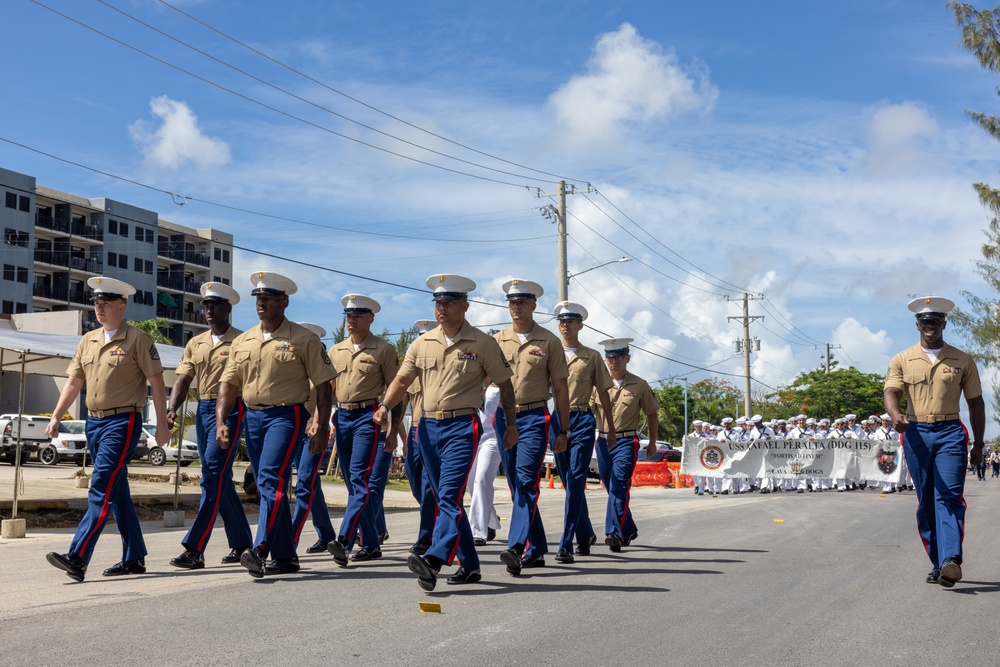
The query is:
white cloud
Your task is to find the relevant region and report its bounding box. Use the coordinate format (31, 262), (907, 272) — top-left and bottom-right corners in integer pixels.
(865, 102), (940, 176)
(831, 318), (894, 373)
(129, 96), (231, 168)
(548, 23), (717, 150)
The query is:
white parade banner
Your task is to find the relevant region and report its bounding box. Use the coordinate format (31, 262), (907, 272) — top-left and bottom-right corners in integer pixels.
(680, 436), (905, 483)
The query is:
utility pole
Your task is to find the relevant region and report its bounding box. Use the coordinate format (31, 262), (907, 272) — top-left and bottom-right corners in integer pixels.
(727, 293), (763, 417)
(815, 343), (842, 373)
(538, 180), (589, 302)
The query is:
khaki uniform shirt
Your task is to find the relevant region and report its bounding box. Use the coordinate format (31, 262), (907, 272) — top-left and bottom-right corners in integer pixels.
(67, 324), (163, 411)
(330, 333), (399, 404)
(885, 342), (982, 418)
(175, 326), (243, 399)
(494, 324), (568, 406)
(565, 344), (612, 407)
(221, 319), (337, 407)
(406, 377), (424, 423)
(592, 371), (657, 434)
(398, 320), (512, 413)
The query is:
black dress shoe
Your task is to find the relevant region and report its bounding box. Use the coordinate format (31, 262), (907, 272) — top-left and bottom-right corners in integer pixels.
(622, 532), (637, 547)
(939, 558), (962, 587)
(520, 554), (546, 568)
(409, 542), (431, 555)
(221, 547), (249, 564)
(446, 566), (482, 585)
(305, 539), (329, 554)
(327, 538), (350, 568)
(170, 549), (205, 570)
(474, 538), (487, 546)
(350, 548), (382, 562)
(46, 552), (87, 582)
(240, 547), (266, 579)
(797, 489), (804, 494)
(605, 534), (622, 552)
(575, 534), (597, 556)
(378, 531), (389, 545)
(500, 548), (522, 575)
(407, 554), (439, 591)
(926, 568), (941, 584)
(103, 558), (146, 577)
(554, 549), (575, 564)
(264, 556), (300, 575)
(486, 527), (497, 542)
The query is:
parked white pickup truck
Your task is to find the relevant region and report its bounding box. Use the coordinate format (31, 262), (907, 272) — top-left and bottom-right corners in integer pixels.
(0, 414), (52, 465)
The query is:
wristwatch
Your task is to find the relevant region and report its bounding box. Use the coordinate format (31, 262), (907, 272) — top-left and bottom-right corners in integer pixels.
(558, 429), (568, 436)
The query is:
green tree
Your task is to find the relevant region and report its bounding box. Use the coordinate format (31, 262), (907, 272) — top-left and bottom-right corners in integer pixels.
(652, 383), (685, 442)
(128, 317), (172, 345)
(946, 2), (1000, 424)
(332, 318), (346, 344)
(777, 367), (886, 420)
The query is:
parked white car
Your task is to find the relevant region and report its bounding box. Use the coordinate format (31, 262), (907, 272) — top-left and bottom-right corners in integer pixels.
(142, 423), (199, 467)
(38, 419), (89, 466)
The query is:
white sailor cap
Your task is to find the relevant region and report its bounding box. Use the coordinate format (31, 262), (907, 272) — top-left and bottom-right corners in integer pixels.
(554, 300), (589, 321)
(777, 419), (787, 424)
(751, 414), (763, 423)
(502, 278), (544, 301)
(414, 318), (437, 334)
(88, 276), (136, 301)
(692, 420), (703, 426)
(834, 417), (846, 424)
(598, 337), (634, 358)
(819, 418), (830, 425)
(426, 274), (476, 301)
(249, 271), (297, 296)
(861, 419), (872, 425)
(735, 417), (747, 425)
(908, 295), (954, 320)
(806, 418), (817, 425)
(880, 413), (892, 421)
(297, 322), (326, 339)
(721, 417), (733, 424)
(342, 293), (380, 314)
(796, 414), (806, 420)
(845, 414), (857, 420)
(200, 281), (240, 305)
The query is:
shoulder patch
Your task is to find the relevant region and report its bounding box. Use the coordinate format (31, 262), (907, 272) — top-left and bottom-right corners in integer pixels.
(150, 344), (160, 361)
(322, 350), (332, 365)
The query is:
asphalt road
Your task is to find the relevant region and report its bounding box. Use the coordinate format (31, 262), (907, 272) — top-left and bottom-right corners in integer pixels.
(2, 479), (999, 667)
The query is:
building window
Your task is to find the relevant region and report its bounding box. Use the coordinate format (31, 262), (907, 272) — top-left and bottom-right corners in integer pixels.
(214, 248), (221, 261)
(19, 196), (29, 212)
(15, 302), (27, 314)
(135, 227), (143, 241)
(1, 301), (12, 314)
(221, 277), (229, 285)
(108, 219), (118, 234)
(222, 249), (230, 263)
(145, 291), (154, 306)
(118, 254), (128, 269)
(4, 228), (27, 247)
(145, 229), (154, 244)
(2, 264), (13, 281)
(119, 222), (129, 237)
(132, 293), (141, 304)
(134, 257), (143, 272)
(16, 267), (27, 283)
(145, 260), (153, 275)
(108, 251), (117, 266)
(4, 193), (15, 209)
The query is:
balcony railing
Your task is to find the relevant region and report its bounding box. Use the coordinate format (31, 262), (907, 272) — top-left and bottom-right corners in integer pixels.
(156, 304), (181, 321)
(31, 285), (90, 305)
(35, 213), (103, 241)
(185, 279), (205, 294)
(158, 243), (185, 262)
(184, 311), (207, 325)
(186, 251), (210, 267)
(156, 273), (185, 290)
(34, 249), (102, 273)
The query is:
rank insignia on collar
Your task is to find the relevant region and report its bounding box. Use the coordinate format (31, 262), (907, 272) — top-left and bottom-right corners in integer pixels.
(528, 349), (546, 358)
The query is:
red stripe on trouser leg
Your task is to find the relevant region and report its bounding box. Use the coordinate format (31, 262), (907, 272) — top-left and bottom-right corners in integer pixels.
(197, 401), (245, 552)
(447, 416), (480, 565)
(78, 412), (136, 557)
(525, 409), (550, 552)
(267, 405), (301, 540)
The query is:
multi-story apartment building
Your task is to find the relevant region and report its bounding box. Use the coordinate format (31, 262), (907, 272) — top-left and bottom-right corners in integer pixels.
(1, 166), (234, 345)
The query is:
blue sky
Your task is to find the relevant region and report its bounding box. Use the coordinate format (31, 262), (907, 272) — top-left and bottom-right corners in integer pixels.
(3, 0), (1000, 424)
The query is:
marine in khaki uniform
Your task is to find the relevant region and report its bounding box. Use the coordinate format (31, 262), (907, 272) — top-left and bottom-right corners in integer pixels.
(551, 300), (615, 563)
(217, 272), (336, 578)
(591, 338), (658, 552)
(46, 277), (170, 582)
(167, 282), (253, 570)
(884, 296), (985, 588)
(493, 279), (570, 574)
(376, 274), (517, 591)
(325, 294), (401, 567)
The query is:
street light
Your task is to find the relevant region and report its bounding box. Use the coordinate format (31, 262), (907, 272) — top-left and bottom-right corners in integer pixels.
(566, 257), (632, 281)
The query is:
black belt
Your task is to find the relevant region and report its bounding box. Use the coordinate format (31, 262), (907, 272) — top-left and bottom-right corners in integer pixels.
(87, 406), (140, 418)
(337, 399), (378, 411)
(515, 401), (548, 414)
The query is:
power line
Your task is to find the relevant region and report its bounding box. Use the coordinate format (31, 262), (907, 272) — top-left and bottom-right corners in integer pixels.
(95, 0), (570, 186)
(759, 295), (823, 346)
(0, 136), (552, 244)
(155, 0), (591, 186)
(30, 0), (537, 189)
